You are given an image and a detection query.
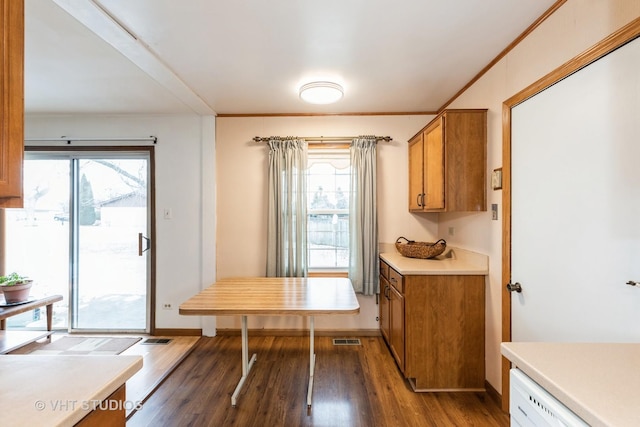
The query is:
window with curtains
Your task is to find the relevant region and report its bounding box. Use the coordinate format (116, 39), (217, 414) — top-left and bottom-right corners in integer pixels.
(306, 148), (350, 270)
(267, 136), (378, 294)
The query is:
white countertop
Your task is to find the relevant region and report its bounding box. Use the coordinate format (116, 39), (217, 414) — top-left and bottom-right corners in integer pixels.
(380, 247), (488, 275)
(501, 342), (640, 427)
(0, 354), (143, 427)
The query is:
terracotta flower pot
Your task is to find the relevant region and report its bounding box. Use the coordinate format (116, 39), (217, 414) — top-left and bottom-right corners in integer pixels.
(1, 280), (33, 304)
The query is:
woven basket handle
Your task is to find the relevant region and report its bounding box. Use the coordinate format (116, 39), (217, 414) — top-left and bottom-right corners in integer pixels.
(431, 239), (447, 246)
(396, 236), (415, 244)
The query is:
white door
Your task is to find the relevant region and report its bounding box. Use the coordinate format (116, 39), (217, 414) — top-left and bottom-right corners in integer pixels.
(510, 38), (640, 342)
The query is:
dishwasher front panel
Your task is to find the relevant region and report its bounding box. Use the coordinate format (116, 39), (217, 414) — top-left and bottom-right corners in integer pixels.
(510, 369), (589, 426)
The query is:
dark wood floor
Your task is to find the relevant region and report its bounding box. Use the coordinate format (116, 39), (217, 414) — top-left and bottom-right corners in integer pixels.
(127, 335), (509, 427)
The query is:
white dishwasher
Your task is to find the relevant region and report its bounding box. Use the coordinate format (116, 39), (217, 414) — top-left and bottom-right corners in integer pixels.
(510, 369), (589, 426)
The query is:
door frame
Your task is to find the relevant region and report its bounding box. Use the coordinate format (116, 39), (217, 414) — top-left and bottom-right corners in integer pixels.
(24, 146), (157, 334)
(500, 18), (640, 410)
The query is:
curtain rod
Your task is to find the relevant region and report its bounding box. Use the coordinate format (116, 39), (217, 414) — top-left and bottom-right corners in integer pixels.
(25, 136), (158, 144)
(252, 135), (392, 143)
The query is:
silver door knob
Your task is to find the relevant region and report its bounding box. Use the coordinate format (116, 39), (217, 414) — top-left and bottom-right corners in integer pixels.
(506, 282), (522, 293)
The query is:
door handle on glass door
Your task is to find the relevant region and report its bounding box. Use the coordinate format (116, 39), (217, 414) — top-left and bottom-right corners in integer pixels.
(138, 233), (151, 256)
(506, 282), (522, 293)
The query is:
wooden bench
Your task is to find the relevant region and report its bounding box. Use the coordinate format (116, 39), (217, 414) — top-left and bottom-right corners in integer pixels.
(0, 295), (63, 354)
(0, 294), (63, 331)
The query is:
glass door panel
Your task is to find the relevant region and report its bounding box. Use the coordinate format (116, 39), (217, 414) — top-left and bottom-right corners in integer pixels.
(4, 159), (70, 328)
(73, 158), (149, 331)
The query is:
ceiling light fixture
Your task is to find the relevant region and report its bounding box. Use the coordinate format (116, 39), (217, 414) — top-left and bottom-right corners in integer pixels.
(299, 81), (344, 104)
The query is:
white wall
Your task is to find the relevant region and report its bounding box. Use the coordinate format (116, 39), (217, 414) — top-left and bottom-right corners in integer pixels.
(442, 0), (640, 392)
(215, 115), (437, 331)
(24, 114), (217, 331)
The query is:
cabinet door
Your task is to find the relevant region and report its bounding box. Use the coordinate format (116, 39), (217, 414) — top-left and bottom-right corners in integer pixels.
(405, 275), (485, 391)
(389, 284), (405, 372)
(407, 133), (424, 210)
(379, 276), (390, 342)
(424, 119), (445, 210)
(0, 0), (24, 206)
(76, 384), (126, 426)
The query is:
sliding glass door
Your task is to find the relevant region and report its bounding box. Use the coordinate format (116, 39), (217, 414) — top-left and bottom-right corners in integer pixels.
(4, 150), (151, 332)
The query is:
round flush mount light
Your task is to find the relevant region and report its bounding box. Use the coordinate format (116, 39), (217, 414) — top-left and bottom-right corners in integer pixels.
(299, 81), (344, 104)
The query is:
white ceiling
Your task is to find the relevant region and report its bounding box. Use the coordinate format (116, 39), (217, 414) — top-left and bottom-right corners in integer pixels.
(25, 0), (557, 116)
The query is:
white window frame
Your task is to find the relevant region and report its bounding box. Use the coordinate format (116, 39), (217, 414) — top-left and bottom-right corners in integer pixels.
(306, 147), (350, 272)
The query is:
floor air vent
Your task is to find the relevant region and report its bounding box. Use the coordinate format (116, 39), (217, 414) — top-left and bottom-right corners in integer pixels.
(332, 338), (361, 346)
(142, 338), (173, 345)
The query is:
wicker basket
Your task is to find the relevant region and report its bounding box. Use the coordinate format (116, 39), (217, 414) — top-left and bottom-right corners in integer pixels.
(395, 237), (447, 259)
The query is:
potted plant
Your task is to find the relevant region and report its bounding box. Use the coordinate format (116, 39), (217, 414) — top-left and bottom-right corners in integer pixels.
(0, 272), (33, 304)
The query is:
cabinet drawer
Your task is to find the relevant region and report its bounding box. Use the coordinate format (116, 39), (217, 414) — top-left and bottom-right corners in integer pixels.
(379, 260), (390, 280)
(389, 268), (404, 294)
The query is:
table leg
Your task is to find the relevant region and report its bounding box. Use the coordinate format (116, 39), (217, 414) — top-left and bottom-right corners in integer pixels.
(307, 315), (315, 408)
(231, 315), (257, 407)
(46, 303), (53, 331)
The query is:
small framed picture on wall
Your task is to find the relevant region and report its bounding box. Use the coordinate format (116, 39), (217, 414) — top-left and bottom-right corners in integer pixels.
(492, 168), (502, 190)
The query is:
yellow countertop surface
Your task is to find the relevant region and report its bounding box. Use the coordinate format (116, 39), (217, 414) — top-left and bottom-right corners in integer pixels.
(501, 342), (640, 427)
(0, 354), (143, 427)
(380, 247), (488, 275)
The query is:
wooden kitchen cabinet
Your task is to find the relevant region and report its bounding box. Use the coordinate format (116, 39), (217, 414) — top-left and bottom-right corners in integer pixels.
(388, 283), (404, 372)
(0, 0), (25, 207)
(408, 134), (424, 210)
(379, 262), (390, 342)
(75, 384), (126, 426)
(379, 260), (404, 372)
(408, 109), (486, 212)
(379, 258), (486, 391)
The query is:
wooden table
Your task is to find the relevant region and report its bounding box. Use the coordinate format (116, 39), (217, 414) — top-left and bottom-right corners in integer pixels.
(0, 294), (63, 330)
(179, 277), (360, 407)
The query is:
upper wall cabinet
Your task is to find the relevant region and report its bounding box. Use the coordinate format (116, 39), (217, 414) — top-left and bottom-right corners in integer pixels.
(408, 109), (487, 212)
(0, 0), (24, 207)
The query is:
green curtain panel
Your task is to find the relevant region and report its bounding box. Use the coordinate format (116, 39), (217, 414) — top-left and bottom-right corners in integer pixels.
(266, 138), (308, 277)
(349, 137), (379, 295)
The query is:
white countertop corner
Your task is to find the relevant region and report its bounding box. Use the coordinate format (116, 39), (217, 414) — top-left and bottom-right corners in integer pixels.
(501, 342), (640, 427)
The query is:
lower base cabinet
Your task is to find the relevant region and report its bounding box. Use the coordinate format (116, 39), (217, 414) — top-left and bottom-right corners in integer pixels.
(388, 284), (405, 372)
(379, 280), (390, 342)
(380, 259), (485, 391)
(75, 385), (127, 426)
